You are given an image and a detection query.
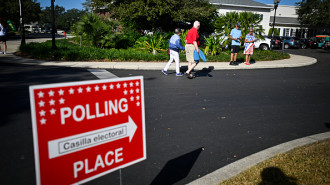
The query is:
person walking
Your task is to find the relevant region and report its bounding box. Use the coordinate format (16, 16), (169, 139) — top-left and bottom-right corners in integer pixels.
(244, 28), (257, 65)
(229, 22), (242, 65)
(162, 28), (185, 76)
(0, 18), (8, 54)
(184, 21), (200, 79)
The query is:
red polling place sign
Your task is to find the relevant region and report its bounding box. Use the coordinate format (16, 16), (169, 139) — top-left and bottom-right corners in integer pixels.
(29, 76), (146, 185)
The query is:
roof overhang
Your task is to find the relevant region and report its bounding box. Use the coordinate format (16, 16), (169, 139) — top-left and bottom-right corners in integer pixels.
(211, 3), (273, 9)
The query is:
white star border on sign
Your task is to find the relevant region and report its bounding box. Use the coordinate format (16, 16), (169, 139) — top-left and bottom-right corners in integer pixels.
(38, 91), (44, 98)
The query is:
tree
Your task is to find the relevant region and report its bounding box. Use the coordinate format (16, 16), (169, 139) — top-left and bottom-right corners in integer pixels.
(40, 6), (86, 32)
(39, 5), (65, 29)
(0, 0), (41, 30)
(268, 28), (279, 36)
(86, 0), (218, 32)
(74, 13), (119, 48)
(296, 0), (330, 29)
(57, 9), (86, 31)
(214, 12), (264, 46)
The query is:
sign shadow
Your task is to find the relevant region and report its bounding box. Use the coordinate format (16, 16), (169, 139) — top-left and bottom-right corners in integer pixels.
(150, 147), (203, 185)
(258, 167), (297, 185)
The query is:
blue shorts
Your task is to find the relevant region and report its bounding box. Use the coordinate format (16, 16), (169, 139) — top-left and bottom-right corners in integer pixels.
(0, 36), (7, 42)
(231, 45), (240, 53)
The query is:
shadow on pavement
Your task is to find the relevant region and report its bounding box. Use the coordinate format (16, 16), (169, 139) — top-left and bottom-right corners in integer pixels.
(325, 122), (330, 129)
(180, 66), (214, 78)
(195, 66), (214, 77)
(150, 147), (203, 185)
(258, 167), (297, 185)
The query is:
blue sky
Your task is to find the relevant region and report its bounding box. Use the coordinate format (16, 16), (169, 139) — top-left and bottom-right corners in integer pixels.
(37, 0), (86, 10)
(37, 0), (301, 10)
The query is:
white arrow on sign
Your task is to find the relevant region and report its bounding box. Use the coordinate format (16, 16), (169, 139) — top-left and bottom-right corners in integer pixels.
(48, 116), (137, 159)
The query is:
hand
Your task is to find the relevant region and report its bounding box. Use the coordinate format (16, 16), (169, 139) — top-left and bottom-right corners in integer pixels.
(196, 48), (199, 53)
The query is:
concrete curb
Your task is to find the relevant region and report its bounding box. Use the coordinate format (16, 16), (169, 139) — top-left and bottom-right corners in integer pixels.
(1, 53), (317, 70)
(187, 131), (330, 185)
(2, 38), (317, 70)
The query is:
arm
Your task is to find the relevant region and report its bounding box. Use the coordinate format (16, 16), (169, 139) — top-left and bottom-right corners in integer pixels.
(175, 39), (185, 51)
(193, 41), (199, 53)
(230, 35), (238, 40)
(245, 39), (253, 43)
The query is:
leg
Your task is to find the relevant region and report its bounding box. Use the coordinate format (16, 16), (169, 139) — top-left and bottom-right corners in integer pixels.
(3, 41), (7, 53)
(185, 44), (195, 74)
(173, 51), (181, 74)
(186, 62), (197, 74)
(230, 53), (234, 61)
(234, 53), (238, 61)
(245, 54), (248, 63)
(164, 52), (174, 71)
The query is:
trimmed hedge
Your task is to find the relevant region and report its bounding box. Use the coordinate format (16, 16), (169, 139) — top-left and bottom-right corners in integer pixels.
(18, 39), (290, 62)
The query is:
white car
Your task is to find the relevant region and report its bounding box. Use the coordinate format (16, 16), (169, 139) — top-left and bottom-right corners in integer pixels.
(254, 37), (271, 50)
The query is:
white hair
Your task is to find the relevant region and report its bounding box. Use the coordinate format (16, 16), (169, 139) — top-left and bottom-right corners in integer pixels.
(193, 21), (200, 28)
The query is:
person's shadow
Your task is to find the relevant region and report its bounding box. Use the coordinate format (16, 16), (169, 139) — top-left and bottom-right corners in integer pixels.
(258, 167), (297, 185)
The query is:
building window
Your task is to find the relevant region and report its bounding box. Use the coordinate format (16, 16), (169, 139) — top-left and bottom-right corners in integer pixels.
(259, 14), (263, 21)
(277, 28), (281, 36)
(285, 28), (290, 36)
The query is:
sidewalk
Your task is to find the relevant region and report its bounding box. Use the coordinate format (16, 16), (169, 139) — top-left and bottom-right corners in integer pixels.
(2, 38), (317, 70)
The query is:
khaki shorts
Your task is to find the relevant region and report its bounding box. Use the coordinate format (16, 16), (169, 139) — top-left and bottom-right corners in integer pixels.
(185, 44), (195, 63)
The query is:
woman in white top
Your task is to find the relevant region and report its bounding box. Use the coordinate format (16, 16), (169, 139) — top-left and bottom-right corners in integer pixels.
(0, 18), (8, 54)
(244, 28), (257, 65)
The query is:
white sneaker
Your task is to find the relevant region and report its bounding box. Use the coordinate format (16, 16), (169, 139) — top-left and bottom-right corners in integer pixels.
(3, 52), (6, 54)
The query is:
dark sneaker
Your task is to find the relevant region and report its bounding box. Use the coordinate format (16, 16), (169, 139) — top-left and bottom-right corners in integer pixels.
(176, 72), (183, 76)
(161, 69), (168, 75)
(187, 73), (194, 79)
(230, 61), (238, 66)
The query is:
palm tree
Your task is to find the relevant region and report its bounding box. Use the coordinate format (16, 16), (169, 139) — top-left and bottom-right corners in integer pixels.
(75, 13), (119, 48)
(215, 11), (265, 46)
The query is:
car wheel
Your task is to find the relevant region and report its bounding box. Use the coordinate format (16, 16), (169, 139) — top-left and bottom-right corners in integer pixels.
(284, 44), (290, 49)
(301, 44), (306, 49)
(260, 44), (269, 50)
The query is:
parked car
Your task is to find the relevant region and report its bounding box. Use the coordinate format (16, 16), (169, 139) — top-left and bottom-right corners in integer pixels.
(281, 36), (301, 49)
(300, 38), (317, 49)
(41, 29), (51, 33)
(315, 35), (330, 49)
(268, 36), (283, 49)
(254, 37), (271, 50)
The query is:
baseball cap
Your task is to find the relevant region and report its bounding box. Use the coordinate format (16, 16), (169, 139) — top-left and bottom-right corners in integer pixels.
(236, 22), (241, 27)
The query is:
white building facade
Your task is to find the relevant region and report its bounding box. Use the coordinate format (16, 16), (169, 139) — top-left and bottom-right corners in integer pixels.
(209, 0), (310, 38)
(269, 5), (313, 38)
(210, 0), (272, 35)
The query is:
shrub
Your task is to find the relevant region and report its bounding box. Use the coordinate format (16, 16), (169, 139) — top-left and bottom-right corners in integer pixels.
(18, 39), (289, 62)
(135, 32), (169, 54)
(72, 13), (119, 48)
(203, 35), (225, 56)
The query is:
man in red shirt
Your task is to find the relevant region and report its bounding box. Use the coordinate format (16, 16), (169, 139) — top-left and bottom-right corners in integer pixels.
(185, 21), (200, 79)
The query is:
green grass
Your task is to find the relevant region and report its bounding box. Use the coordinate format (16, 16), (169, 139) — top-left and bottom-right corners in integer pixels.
(219, 139), (330, 185)
(18, 39), (290, 62)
